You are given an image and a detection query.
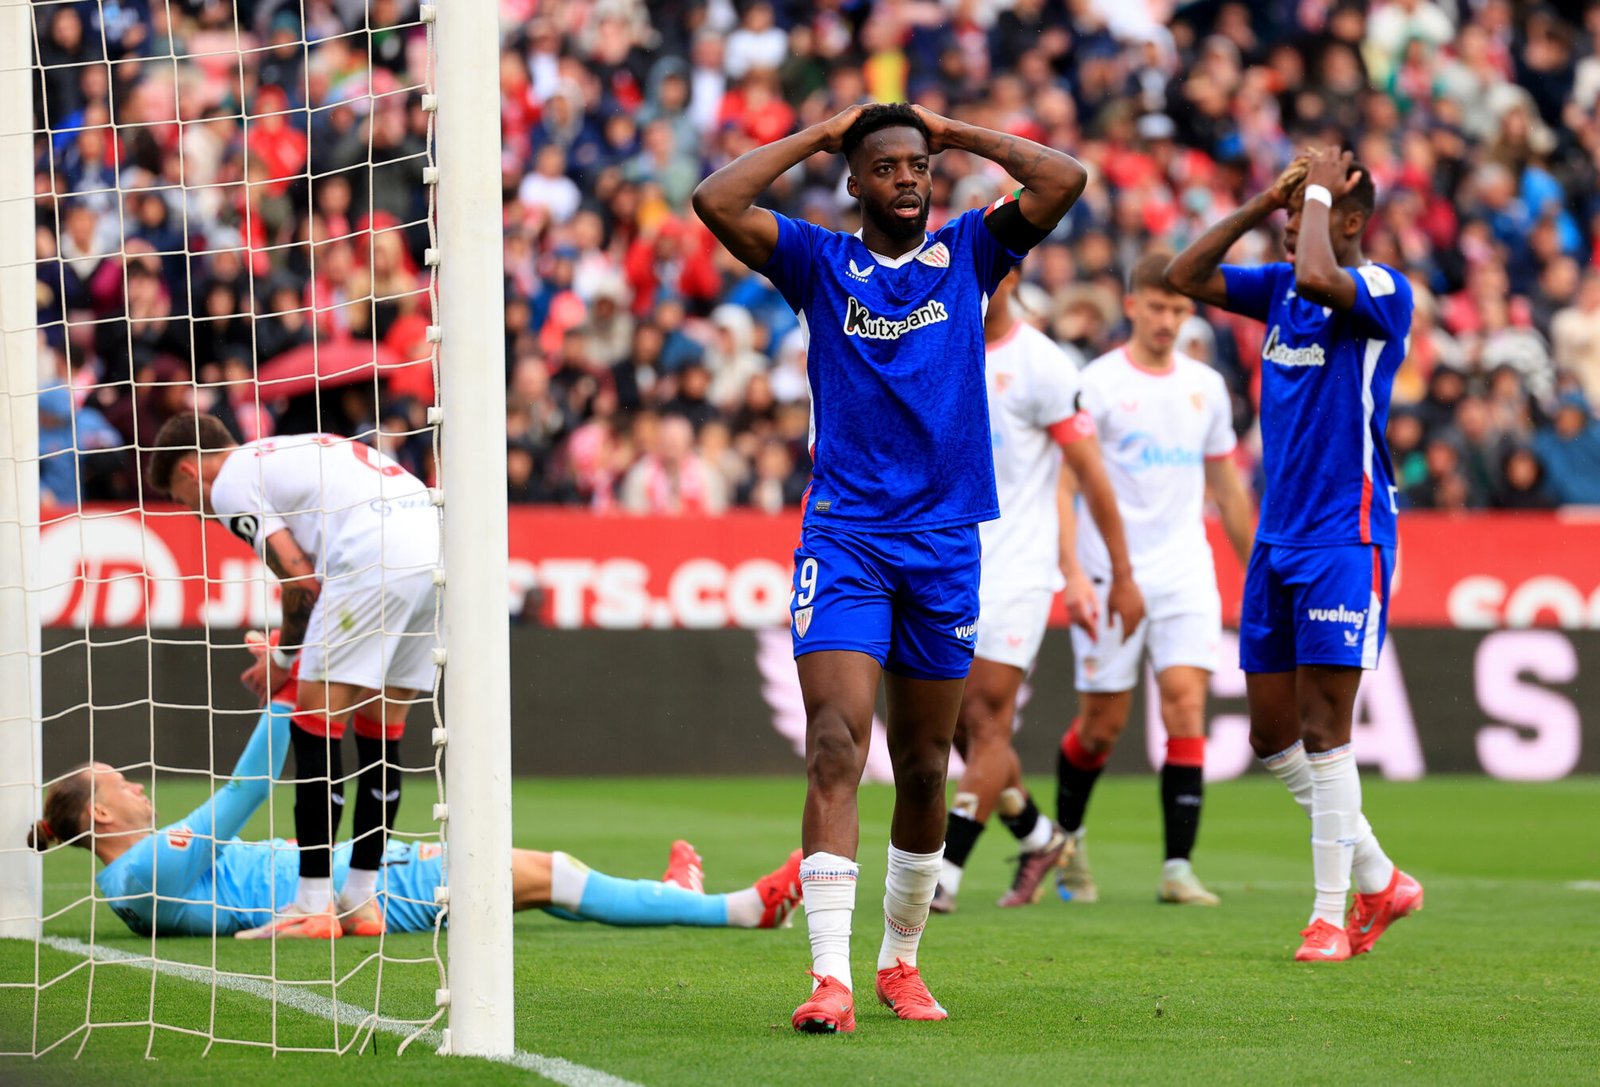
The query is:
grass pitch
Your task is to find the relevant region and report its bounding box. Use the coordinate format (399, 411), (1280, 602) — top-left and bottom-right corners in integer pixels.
(3, 775), (1598, 1086)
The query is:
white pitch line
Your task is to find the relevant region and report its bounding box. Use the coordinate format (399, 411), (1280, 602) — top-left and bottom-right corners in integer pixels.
(1568, 881), (1600, 892)
(41, 936), (644, 1087)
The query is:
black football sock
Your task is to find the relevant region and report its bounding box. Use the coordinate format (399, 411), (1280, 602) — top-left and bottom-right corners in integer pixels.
(291, 721), (344, 881)
(1056, 722), (1109, 834)
(350, 733), (403, 872)
(998, 791), (1044, 842)
(1161, 762), (1205, 862)
(943, 810), (984, 873)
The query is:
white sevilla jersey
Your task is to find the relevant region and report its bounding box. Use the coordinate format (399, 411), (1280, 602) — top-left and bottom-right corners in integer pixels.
(980, 322), (1094, 594)
(209, 434), (439, 581)
(1076, 347), (1236, 596)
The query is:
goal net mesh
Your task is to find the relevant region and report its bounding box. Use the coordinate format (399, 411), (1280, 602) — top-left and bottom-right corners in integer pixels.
(3, 0), (459, 1058)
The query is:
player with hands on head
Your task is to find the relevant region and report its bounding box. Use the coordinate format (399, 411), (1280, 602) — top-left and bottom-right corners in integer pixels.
(1049, 251), (1255, 910)
(1165, 147), (1423, 960)
(148, 413), (440, 940)
(694, 101), (1086, 1032)
(932, 263), (1142, 915)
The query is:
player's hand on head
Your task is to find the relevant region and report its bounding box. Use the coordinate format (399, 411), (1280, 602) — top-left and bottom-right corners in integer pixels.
(909, 105), (955, 154)
(1106, 574), (1145, 638)
(818, 103), (867, 153)
(1303, 146), (1360, 196)
(1269, 150), (1313, 208)
(1062, 569), (1101, 638)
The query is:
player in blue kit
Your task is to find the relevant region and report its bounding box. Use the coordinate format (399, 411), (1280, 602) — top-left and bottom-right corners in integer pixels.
(1166, 146), (1424, 962)
(28, 665), (803, 938)
(693, 102), (1086, 1031)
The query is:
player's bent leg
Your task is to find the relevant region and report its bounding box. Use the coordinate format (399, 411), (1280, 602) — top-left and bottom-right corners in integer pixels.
(937, 658), (1024, 912)
(1154, 666), (1218, 907)
(341, 685), (417, 934)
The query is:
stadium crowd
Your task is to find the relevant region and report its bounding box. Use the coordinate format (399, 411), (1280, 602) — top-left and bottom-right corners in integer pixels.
(30, 0), (1600, 512)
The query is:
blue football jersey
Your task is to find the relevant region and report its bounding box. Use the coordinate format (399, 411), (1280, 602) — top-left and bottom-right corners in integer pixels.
(1222, 261), (1413, 547)
(760, 206), (1027, 531)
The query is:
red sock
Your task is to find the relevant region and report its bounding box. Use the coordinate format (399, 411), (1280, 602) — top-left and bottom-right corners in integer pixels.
(1060, 720), (1109, 771)
(1166, 736), (1206, 768)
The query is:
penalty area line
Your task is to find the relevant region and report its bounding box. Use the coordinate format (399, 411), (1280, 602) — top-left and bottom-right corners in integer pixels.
(41, 936), (644, 1087)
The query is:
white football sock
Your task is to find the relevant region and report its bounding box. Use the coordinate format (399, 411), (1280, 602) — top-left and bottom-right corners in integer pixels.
(1162, 858), (1193, 881)
(548, 851), (592, 912)
(340, 867), (377, 907)
(1262, 741), (1396, 895)
(800, 852), (858, 991)
(295, 876), (333, 914)
(1307, 746), (1360, 926)
(1020, 813), (1056, 852)
(723, 887), (762, 928)
(1351, 831), (1396, 895)
(939, 858), (965, 894)
(878, 844), (942, 971)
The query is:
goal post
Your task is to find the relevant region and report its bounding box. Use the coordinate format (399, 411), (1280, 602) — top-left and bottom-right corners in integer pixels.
(433, 0), (516, 1060)
(0, 0), (43, 944)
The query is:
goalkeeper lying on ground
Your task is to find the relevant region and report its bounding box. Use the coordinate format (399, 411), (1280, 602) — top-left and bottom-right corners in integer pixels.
(26, 668), (801, 939)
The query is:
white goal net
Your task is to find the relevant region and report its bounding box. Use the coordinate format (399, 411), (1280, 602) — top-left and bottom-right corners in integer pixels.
(1, 0), (512, 1060)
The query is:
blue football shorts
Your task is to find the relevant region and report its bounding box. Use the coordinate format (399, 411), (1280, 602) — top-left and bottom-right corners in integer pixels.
(1239, 542), (1395, 673)
(789, 524), (981, 681)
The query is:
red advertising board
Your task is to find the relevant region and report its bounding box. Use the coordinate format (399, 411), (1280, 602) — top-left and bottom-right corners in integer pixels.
(36, 505), (1600, 630)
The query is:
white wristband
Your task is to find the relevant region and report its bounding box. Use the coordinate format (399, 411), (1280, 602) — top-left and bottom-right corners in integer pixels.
(270, 646), (298, 670)
(1303, 184), (1333, 208)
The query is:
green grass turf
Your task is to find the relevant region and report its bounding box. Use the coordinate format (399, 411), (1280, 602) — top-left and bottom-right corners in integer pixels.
(3, 775), (1598, 1086)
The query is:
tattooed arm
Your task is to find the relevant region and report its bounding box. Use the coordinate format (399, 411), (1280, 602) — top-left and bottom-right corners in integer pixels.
(912, 106), (1088, 232)
(240, 528), (320, 703)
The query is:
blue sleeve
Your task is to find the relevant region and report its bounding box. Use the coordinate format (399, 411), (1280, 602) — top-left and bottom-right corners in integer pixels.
(756, 211), (825, 314)
(1221, 264), (1280, 322)
(1344, 264), (1414, 342)
(967, 207), (1027, 296)
(140, 701), (294, 896)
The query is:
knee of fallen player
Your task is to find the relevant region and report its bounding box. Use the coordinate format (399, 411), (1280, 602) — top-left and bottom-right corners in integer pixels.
(805, 708), (867, 794)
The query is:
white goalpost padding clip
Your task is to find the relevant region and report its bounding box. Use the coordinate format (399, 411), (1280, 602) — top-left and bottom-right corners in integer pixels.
(432, 727), (449, 749)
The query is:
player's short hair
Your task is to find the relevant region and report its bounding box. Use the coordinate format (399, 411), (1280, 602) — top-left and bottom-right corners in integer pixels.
(841, 103), (931, 166)
(1129, 251), (1178, 293)
(1336, 161), (1376, 222)
(147, 412), (238, 494)
(27, 764), (92, 852)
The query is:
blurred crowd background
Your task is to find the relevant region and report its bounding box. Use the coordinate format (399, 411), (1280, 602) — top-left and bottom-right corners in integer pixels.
(29, 0), (1600, 514)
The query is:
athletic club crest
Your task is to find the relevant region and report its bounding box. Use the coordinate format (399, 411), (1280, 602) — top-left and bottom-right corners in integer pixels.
(916, 242), (950, 268)
(793, 606), (813, 638)
(1190, 392), (1205, 412)
(994, 372), (1014, 394)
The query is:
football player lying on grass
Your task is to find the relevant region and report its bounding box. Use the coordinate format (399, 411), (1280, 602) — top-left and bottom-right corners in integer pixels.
(27, 641), (801, 939)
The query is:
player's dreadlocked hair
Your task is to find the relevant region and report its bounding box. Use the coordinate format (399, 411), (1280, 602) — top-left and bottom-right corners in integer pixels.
(840, 103), (931, 165)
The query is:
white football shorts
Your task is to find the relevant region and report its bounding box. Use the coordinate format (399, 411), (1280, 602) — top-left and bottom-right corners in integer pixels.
(1071, 582), (1222, 693)
(298, 567), (440, 692)
(974, 584), (1054, 671)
